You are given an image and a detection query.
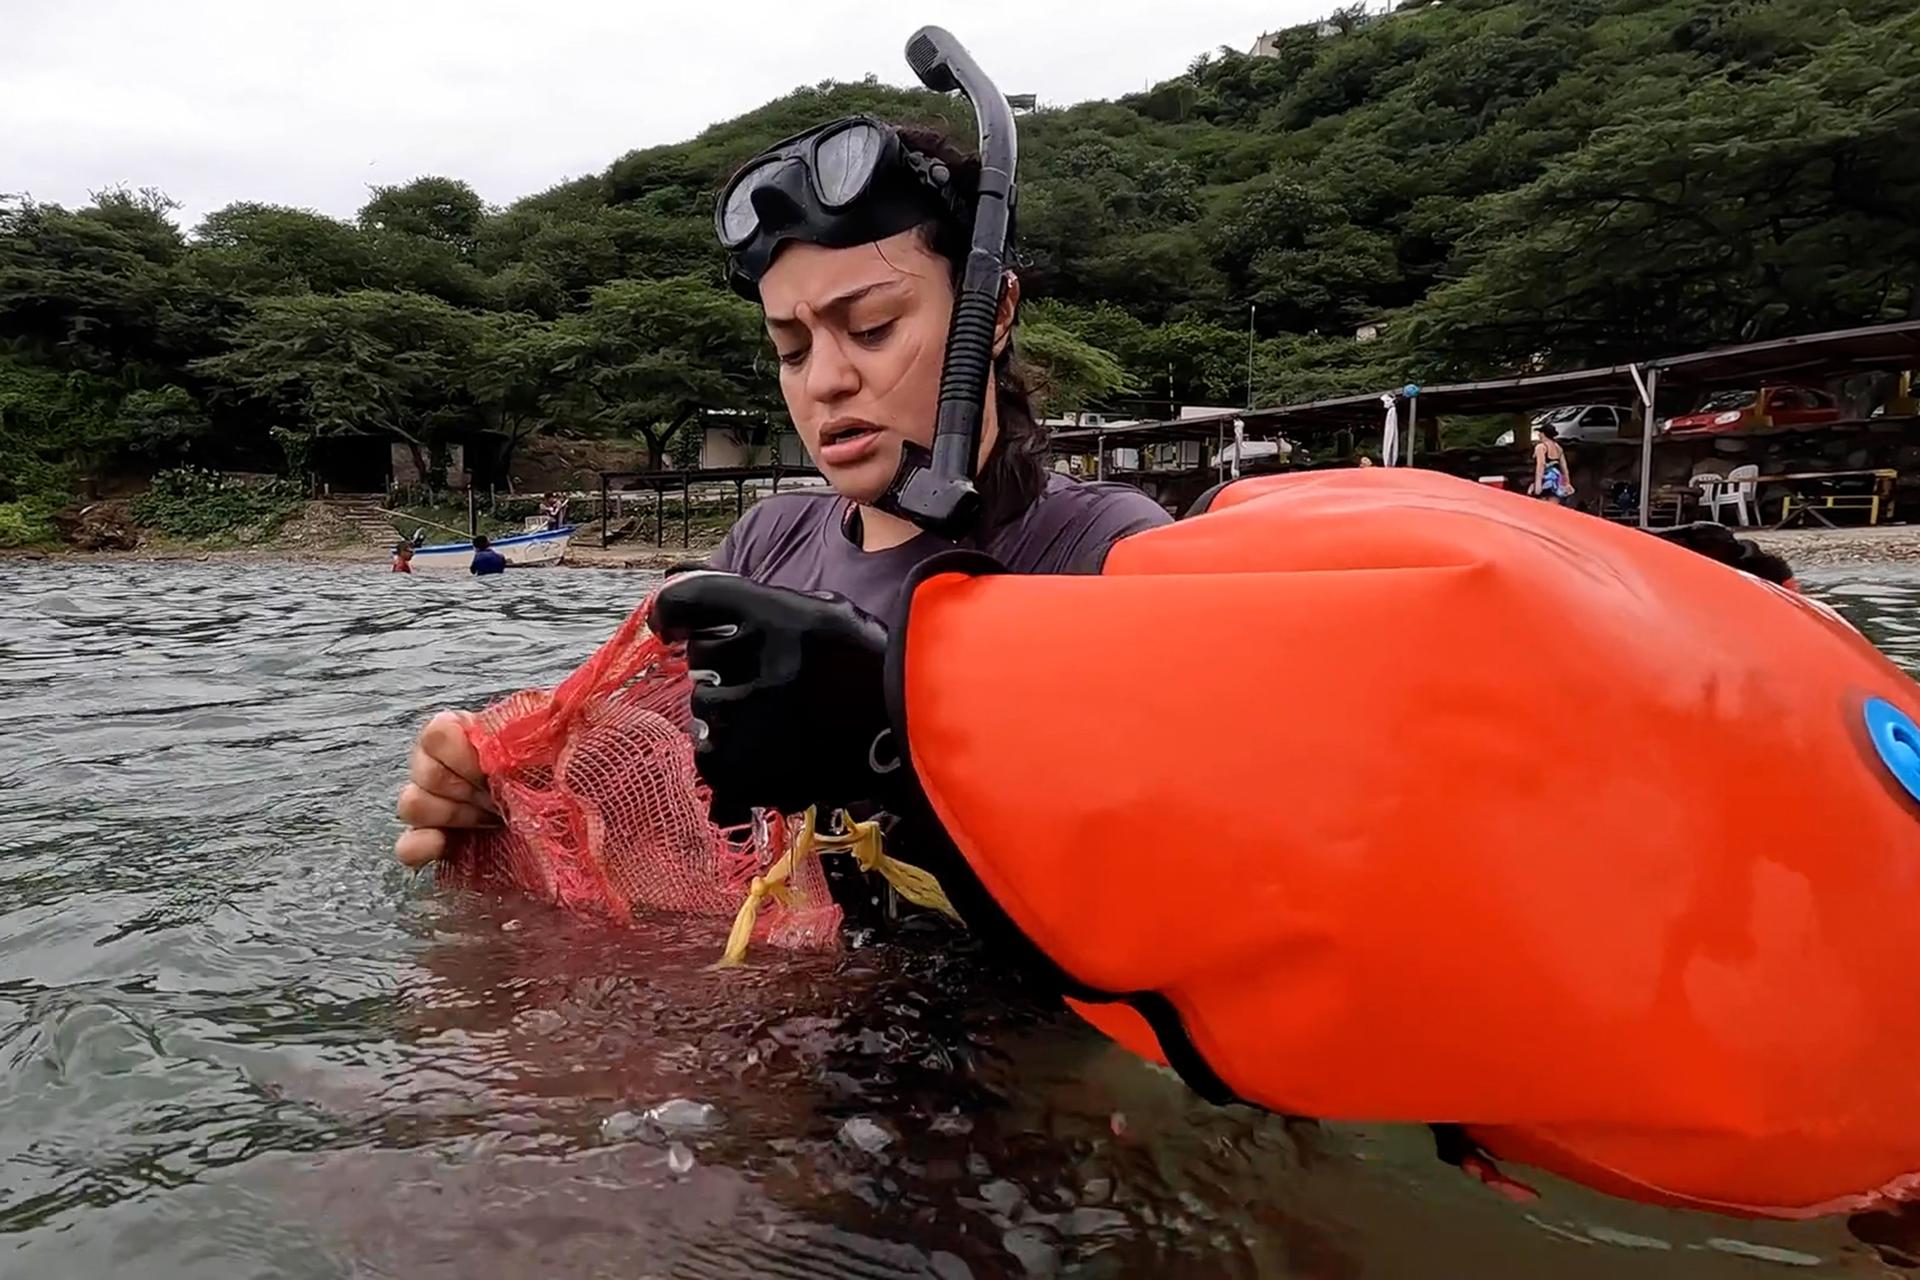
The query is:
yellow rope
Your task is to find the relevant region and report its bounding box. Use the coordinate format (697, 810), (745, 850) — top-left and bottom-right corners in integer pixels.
(713, 806), (962, 968)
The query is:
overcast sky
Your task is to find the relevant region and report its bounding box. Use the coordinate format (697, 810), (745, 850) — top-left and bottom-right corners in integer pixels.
(4, 0), (1331, 234)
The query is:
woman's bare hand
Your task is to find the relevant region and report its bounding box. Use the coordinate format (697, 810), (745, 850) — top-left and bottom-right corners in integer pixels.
(394, 711), (498, 868)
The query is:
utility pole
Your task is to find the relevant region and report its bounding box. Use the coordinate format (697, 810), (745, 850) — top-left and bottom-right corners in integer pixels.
(1246, 302), (1257, 411)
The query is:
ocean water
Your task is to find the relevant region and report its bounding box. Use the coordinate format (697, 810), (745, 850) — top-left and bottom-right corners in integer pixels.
(1, 560), (1913, 1278)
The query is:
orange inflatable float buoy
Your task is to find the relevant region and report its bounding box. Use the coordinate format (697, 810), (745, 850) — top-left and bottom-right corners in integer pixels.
(887, 469), (1920, 1218)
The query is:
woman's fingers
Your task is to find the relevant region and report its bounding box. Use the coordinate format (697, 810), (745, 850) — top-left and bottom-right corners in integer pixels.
(418, 712), (487, 784)
(393, 711), (498, 869)
(394, 825), (450, 869)
(396, 782), (497, 831)
(408, 748), (496, 812)
(409, 711), (495, 812)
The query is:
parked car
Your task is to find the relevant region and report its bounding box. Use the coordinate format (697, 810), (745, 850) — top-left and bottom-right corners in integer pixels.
(1663, 385), (1841, 435)
(1494, 403), (1632, 446)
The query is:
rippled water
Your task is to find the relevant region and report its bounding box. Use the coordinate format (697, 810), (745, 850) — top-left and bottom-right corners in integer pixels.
(3, 560), (1916, 1278)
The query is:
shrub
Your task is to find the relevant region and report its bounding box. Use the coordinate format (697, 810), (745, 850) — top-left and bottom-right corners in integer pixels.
(130, 467), (304, 540)
(0, 499), (57, 548)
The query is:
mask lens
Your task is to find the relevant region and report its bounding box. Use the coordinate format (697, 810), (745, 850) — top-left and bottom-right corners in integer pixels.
(812, 122), (886, 207)
(719, 159), (778, 245)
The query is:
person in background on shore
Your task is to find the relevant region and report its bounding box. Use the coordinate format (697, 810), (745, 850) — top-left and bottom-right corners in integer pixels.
(542, 494), (568, 530)
(1531, 422), (1574, 504)
(391, 542), (414, 574)
(469, 536), (506, 576)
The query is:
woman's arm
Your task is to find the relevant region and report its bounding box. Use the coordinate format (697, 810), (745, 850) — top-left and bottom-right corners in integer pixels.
(1532, 442), (1548, 494)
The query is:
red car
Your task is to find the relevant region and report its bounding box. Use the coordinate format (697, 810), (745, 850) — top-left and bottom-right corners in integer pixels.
(1664, 385), (1841, 435)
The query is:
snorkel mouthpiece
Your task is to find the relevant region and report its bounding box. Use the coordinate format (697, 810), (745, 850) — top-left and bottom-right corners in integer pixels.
(876, 25), (1019, 538)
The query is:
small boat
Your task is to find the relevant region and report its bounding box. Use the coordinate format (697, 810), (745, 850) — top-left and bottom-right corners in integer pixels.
(407, 525), (575, 572)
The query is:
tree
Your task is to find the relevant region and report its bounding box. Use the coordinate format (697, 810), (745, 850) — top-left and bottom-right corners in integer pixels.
(1017, 304), (1138, 416)
(1401, 7), (1920, 369)
(358, 177), (487, 255)
(5, 0), (1919, 508)
(189, 202), (374, 296)
(470, 311), (568, 484)
(0, 192), (195, 377)
(194, 290), (485, 477)
(0, 355), (117, 501)
(548, 276), (766, 469)
(115, 384), (213, 459)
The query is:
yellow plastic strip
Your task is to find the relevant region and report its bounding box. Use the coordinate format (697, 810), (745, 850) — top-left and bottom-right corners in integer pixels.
(713, 807), (962, 968)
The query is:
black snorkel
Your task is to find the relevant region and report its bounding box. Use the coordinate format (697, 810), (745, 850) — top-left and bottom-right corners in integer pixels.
(873, 26), (1019, 538)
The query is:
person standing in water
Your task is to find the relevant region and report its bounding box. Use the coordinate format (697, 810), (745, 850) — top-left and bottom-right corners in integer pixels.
(391, 543), (414, 574)
(396, 116), (1170, 866)
(469, 536), (506, 577)
(1531, 422), (1573, 504)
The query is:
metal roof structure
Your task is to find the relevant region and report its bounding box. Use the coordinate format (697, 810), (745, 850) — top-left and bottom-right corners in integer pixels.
(1048, 319), (1920, 526)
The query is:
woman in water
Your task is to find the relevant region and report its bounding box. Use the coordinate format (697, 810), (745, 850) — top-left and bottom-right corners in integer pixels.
(394, 118), (1171, 866)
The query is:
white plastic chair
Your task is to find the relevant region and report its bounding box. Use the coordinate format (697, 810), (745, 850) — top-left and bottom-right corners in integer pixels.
(1694, 465), (1757, 526)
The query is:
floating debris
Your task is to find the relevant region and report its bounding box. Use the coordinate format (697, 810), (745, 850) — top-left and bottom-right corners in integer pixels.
(1001, 1225), (1060, 1277)
(1585, 1226), (1671, 1250)
(928, 1251), (974, 1280)
(599, 1110), (645, 1141)
(1703, 1239), (1822, 1267)
(979, 1178), (1025, 1218)
(838, 1116), (894, 1154)
(645, 1098), (720, 1131)
(1059, 1206), (1129, 1238)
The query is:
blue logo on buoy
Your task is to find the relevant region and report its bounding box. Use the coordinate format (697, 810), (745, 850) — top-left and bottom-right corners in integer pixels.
(1863, 698), (1920, 805)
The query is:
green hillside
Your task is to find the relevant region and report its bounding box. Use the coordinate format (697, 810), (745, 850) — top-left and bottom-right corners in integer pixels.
(2, 0), (1916, 541)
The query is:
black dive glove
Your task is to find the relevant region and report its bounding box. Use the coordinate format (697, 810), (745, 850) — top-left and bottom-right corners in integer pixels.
(1648, 522), (1795, 586)
(649, 573), (904, 827)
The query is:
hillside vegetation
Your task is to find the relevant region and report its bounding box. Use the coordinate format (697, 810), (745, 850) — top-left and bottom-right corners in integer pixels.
(2, 0), (1914, 543)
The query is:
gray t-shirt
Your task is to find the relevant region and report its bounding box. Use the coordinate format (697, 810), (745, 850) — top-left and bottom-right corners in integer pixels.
(708, 473), (1172, 617)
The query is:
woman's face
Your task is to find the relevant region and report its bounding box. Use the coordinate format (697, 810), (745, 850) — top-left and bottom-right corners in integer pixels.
(759, 230), (1001, 505)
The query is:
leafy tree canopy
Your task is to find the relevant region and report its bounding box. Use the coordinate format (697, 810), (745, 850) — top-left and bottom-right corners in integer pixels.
(0, 0), (1912, 506)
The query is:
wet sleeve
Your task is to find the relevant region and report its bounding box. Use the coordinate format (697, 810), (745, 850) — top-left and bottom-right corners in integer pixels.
(1058, 488), (1174, 574)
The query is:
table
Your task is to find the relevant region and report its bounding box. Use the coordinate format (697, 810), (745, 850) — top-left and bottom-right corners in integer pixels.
(1757, 468), (1898, 529)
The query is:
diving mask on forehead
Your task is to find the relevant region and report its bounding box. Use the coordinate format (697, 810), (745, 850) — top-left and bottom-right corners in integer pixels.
(713, 26), (1019, 539)
(715, 116), (960, 301)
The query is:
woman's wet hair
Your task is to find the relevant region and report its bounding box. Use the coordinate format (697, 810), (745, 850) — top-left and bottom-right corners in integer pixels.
(890, 123), (1049, 537)
(1538, 422), (1559, 441)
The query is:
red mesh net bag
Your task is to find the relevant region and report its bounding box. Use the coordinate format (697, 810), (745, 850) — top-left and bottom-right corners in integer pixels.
(436, 596), (844, 955)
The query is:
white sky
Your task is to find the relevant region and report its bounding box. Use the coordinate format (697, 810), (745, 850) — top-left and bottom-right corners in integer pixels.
(3, 0), (1328, 235)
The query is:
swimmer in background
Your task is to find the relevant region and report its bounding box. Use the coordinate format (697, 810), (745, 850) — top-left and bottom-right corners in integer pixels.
(391, 543), (414, 574)
(470, 536), (506, 576)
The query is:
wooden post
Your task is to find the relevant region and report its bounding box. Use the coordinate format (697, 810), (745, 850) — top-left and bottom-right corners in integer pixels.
(654, 480), (664, 545)
(682, 474), (691, 548)
(600, 475), (609, 548)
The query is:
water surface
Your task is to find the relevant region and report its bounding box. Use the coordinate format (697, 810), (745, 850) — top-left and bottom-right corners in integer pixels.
(2, 560), (1914, 1277)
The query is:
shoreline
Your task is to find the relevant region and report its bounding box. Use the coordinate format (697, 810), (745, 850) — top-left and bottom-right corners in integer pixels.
(0, 540), (719, 572)
(6, 525), (1918, 574)
(1745, 526), (1920, 571)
